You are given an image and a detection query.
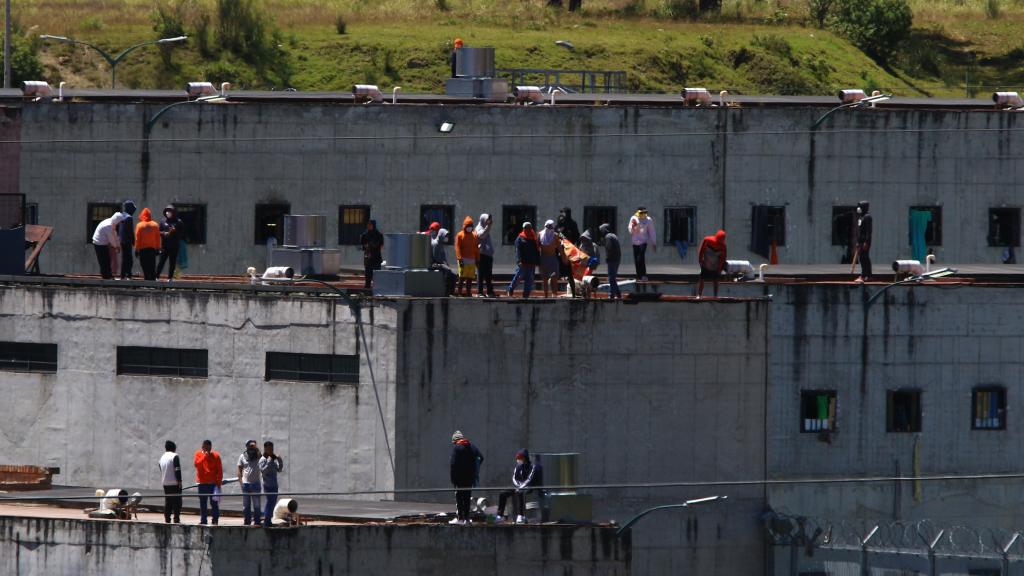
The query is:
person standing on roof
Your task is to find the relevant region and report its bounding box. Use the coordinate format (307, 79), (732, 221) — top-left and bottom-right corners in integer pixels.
(92, 211), (127, 280)
(556, 208), (580, 297)
(455, 216), (479, 297)
(237, 440), (263, 526)
(627, 207), (657, 281)
(450, 38), (464, 78)
(449, 430), (484, 525)
(259, 441), (283, 528)
(600, 223), (621, 300)
(360, 219), (384, 290)
(134, 208), (161, 281)
(194, 439), (223, 525)
(118, 200), (136, 280)
(578, 228), (599, 274)
(507, 222), (540, 298)
(855, 201), (873, 283)
(539, 220), (561, 298)
(697, 229), (727, 298)
(475, 213), (496, 298)
(432, 228), (457, 296)
(495, 449), (543, 524)
(156, 205), (182, 281)
(158, 440), (182, 524)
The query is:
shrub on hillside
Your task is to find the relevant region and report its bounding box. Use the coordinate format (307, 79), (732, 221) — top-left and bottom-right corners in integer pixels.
(833, 0), (912, 64)
(806, 0), (834, 28)
(0, 28), (44, 84)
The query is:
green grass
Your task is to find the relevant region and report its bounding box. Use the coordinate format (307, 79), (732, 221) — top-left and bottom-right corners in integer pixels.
(11, 0), (1024, 95)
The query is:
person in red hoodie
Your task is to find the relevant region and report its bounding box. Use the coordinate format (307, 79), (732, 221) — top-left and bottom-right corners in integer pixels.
(697, 229), (727, 298)
(194, 440), (223, 525)
(454, 216), (479, 297)
(134, 208), (162, 281)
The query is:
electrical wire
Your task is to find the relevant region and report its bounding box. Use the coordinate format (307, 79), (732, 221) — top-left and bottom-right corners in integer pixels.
(3, 471), (1024, 502)
(5, 124), (1024, 146)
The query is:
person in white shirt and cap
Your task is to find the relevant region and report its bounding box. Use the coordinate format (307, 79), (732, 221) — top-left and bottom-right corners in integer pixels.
(92, 212), (127, 279)
(627, 207), (657, 281)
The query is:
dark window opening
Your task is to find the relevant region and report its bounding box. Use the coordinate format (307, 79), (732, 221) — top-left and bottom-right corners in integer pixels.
(0, 193), (25, 229)
(832, 206), (856, 246)
(583, 206), (617, 237)
(751, 205), (785, 257)
(969, 569), (1001, 576)
(174, 203), (207, 245)
(988, 207), (1020, 247)
(664, 206), (696, 246)
(886, 389), (922, 433)
(86, 202), (121, 243)
(255, 204), (290, 245)
(0, 341), (57, 373)
(117, 346), (208, 378)
(800, 390), (836, 432)
(502, 205), (537, 246)
(909, 206), (942, 247)
(972, 387), (1006, 430)
(420, 205), (454, 245)
(266, 352), (359, 383)
(339, 205), (370, 245)
(26, 203), (39, 225)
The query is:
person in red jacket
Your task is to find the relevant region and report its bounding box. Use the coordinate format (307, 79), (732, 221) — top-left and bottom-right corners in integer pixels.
(194, 439), (223, 525)
(454, 216), (479, 297)
(697, 229), (727, 298)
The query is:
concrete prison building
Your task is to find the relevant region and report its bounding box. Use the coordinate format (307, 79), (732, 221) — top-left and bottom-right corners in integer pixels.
(3, 276), (1024, 573)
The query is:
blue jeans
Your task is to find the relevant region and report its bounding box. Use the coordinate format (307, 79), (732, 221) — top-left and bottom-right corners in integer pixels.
(607, 262), (620, 298)
(242, 482), (262, 525)
(262, 482), (278, 527)
(508, 265), (536, 298)
(197, 483), (219, 524)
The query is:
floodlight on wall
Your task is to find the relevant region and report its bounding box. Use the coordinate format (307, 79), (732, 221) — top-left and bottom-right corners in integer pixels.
(993, 91), (1024, 109)
(439, 122), (455, 133)
(682, 87), (712, 106)
(186, 81), (216, 99)
(812, 90), (892, 129)
(892, 259), (925, 276)
(838, 89), (866, 104)
(22, 81), (52, 100)
(725, 260), (755, 279)
(353, 84), (383, 104)
(513, 85), (545, 104)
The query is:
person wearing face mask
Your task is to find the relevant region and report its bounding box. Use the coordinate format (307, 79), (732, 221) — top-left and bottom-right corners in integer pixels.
(475, 213), (496, 298)
(237, 440), (263, 526)
(495, 449), (543, 524)
(455, 216), (479, 297)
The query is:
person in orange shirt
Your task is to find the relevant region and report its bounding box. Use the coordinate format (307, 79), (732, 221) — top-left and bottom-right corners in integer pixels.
(454, 216), (479, 297)
(134, 207), (162, 281)
(194, 439), (223, 525)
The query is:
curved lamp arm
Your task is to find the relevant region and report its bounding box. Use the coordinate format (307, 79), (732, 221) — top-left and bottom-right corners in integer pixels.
(615, 496), (727, 537)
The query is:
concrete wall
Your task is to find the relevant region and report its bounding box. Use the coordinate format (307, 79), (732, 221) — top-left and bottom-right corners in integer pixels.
(0, 515), (630, 575)
(392, 298), (770, 575)
(0, 283), (397, 495)
(8, 101), (1023, 275)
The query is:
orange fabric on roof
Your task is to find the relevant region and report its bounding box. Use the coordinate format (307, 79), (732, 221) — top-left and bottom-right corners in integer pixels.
(455, 216), (480, 262)
(134, 208), (161, 251)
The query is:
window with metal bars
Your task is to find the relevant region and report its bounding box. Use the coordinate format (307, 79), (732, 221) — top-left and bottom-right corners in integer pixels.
(117, 347), (208, 378)
(0, 341), (57, 373)
(265, 352), (359, 383)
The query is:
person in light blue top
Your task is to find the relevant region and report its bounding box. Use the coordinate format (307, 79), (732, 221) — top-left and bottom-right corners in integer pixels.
(259, 441), (284, 528)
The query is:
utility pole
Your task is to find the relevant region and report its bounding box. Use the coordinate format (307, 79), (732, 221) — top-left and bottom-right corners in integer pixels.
(3, 0), (12, 88)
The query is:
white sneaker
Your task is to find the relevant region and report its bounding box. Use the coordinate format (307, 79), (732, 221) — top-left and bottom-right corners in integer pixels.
(448, 517), (462, 525)
(494, 515), (505, 523)
(515, 515), (525, 524)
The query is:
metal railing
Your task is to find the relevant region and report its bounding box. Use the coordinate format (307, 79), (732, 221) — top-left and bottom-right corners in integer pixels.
(496, 68), (627, 94)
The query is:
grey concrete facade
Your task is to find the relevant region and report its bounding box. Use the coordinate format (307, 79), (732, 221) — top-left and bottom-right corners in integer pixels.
(5, 101), (1023, 275)
(0, 514), (630, 575)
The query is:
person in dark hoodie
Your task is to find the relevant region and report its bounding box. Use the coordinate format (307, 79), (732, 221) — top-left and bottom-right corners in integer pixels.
(134, 207), (162, 281)
(118, 200), (136, 279)
(855, 200), (873, 283)
(599, 223), (621, 300)
(156, 205), (182, 281)
(507, 222), (540, 298)
(556, 208), (580, 297)
(449, 430), (484, 525)
(360, 219), (384, 289)
(431, 228), (456, 296)
(577, 229), (599, 273)
(495, 449), (543, 524)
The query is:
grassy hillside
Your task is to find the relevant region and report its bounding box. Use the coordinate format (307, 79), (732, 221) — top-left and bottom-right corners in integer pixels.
(7, 0), (1024, 96)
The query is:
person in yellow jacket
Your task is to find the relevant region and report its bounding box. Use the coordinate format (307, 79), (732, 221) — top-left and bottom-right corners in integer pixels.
(455, 216), (479, 297)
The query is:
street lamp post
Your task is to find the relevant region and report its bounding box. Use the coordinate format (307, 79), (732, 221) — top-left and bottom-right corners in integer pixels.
(39, 34), (187, 89)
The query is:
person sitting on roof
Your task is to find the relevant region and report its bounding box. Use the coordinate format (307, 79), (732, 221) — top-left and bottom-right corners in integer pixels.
(495, 449), (543, 524)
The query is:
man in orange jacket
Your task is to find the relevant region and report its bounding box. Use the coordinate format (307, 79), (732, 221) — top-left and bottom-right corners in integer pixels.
(455, 216), (479, 297)
(134, 207), (162, 281)
(194, 440), (223, 525)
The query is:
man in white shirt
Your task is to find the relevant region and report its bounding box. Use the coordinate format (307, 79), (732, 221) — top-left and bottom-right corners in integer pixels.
(237, 440), (263, 525)
(158, 440), (182, 524)
(92, 212), (127, 280)
(627, 207), (657, 281)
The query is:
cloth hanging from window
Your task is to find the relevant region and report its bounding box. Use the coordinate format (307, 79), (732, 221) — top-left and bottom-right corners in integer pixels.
(909, 209), (932, 262)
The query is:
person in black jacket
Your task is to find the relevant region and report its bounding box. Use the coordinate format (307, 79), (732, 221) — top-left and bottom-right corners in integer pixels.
(155, 205), (183, 281)
(556, 208), (580, 297)
(118, 200), (136, 279)
(506, 222), (540, 299)
(449, 430), (484, 524)
(360, 219), (384, 289)
(496, 449), (543, 524)
(855, 200), (873, 282)
(600, 223), (622, 299)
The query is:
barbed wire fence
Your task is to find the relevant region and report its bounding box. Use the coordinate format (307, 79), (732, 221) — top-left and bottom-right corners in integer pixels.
(766, 511), (1024, 575)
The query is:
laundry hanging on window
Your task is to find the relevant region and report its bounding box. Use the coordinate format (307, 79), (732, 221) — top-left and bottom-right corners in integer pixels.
(909, 209), (932, 262)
